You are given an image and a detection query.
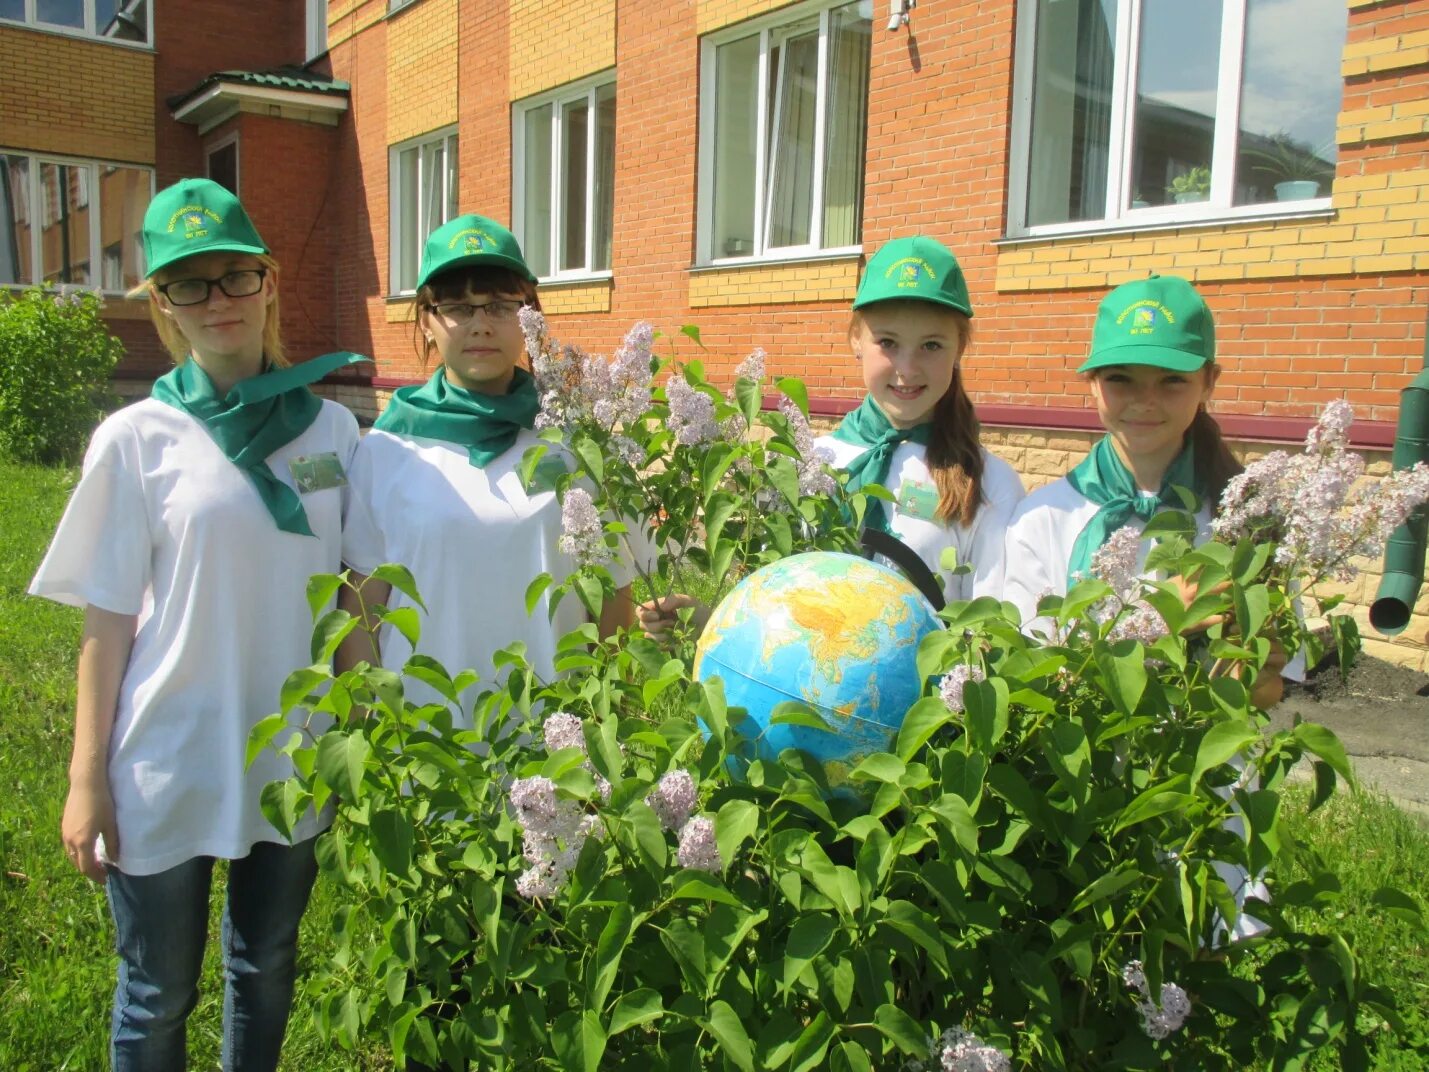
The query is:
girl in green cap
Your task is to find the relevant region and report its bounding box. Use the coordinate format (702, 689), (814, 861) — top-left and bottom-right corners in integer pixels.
(639, 235), (1022, 636)
(1002, 274), (1290, 942)
(338, 213), (640, 722)
(30, 177), (366, 1070)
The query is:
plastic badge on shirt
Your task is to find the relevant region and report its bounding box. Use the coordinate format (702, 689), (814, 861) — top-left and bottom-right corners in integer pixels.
(524, 454), (571, 495)
(896, 479), (941, 522)
(289, 452), (349, 494)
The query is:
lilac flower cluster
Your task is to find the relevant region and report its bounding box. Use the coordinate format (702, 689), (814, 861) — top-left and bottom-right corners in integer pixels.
(521, 307), (654, 434)
(734, 347), (766, 385)
(938, 664), (986, 713)
(676, 815), (722, 873)
(512, 713), (613, 899)
(542, 710), (585, 753)
(1090, 525), (1169, 645)
(558, 487), (611, 565)
(646, 769), (697, 831)
(937, 1028), (1011, 1072)
(1123, 960), (1192, 1040)
(666, 374), (720, 447)
(780, 397), (837, 497)
(1213, 400), (1429, 583)
(1107, 603), (1170, 645)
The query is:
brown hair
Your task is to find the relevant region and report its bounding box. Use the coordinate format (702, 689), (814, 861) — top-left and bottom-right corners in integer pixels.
(412, 265), (541, 366)
(851, 305), (986, 527)
(129, 253), (286, 366)
(1188, 389), (1243, 516)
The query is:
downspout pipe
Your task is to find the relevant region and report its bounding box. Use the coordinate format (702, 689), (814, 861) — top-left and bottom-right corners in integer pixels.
(1369, 306), (1429, 635)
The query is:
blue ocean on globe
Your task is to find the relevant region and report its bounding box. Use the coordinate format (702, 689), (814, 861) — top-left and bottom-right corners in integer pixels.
(693, 551), (943, 789)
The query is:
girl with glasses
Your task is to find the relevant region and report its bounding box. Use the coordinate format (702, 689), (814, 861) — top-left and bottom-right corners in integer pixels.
(338, 213), (641, 725)
(29, 178), (366, 1070)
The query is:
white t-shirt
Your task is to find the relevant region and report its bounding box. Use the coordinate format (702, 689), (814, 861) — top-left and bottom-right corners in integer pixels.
(817, 437), (1025, 603)
(341, 427), (641, 721)
(30, 398), (360, 876)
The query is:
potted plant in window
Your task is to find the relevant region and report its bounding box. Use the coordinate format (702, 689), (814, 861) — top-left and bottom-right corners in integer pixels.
(1243, 132), (1335, 202)
(1166, 165), (1211, 204)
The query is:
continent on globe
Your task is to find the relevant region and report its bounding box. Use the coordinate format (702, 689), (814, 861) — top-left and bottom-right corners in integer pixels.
(693, 552), (943, 789)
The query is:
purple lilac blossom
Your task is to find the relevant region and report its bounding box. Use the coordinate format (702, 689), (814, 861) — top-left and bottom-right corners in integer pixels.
(676, 816), (722, 872)
(647, 770), (697, 831)
(939, 664), (986, 713)
(558, 487), (611, 564)
(666, 375), (719, 447)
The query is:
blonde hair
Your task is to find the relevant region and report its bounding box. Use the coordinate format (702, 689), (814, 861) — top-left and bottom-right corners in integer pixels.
(129, 253), (286, 367)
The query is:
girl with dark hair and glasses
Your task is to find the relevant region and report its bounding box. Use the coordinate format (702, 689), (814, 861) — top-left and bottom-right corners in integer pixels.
(337, 213), (643, 729)
(30, 177), (366, 1070)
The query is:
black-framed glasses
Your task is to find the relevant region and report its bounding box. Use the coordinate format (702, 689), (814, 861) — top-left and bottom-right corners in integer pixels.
(156, 269), (267, 307)
(428, 298), (525, 325)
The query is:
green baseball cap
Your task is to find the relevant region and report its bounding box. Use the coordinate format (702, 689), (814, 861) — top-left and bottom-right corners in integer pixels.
(1078, 274), (1215, 373)
(852, 236), (974, 316)
(142, 178), (269, 279)
(417, 213), (536, 289)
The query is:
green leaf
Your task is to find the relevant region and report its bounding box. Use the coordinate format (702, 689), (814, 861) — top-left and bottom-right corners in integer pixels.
(895, 696), (952, 761)
(306, 572), (344, 618)
(1233, 582), (1271, 641)
(781, 913), (837, 992)
(787, 1011), (835, 1072)
(608, 989), (664, 1036)
(370, 562), (426, 611)
(881, 900), (948, 972)
(1095, 645), (1147, 717)
(589, 903), (634, 1009)
(715, 798), (759, 863)
(525, 573), (555, 615)
(1370, 887), (1426, 931)
(280, 665), (329, 712)
(246, 713), (289, 767)
(310, 608), (357, 664)
(1068, 865), (1141, 913)
(1114, 777), (1196, 833)
(1192, 721), (1258, 786)
(770, 701), (835, 733)
(705, 1000), (754, 1072)
(831, 1041), (873, 1072)
(929, 793), (979, 854)
(1293, 722), (1355, 785)
(851, 752), (905, 785)
(315, 731), (370, 800)
(574, 436), (605, 485)
(680, 323), (703, 346)
(735, 376), (761, 425)
(873, 1004), (927, 1056)
(670, 876), (742, 905)
(381, 606), (421, 649)
(964, 677), (1009, 752)
(369, 808), (414, 876)
(777, 376), (809, 417)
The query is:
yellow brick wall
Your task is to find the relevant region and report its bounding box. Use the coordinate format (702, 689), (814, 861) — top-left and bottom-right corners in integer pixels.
(1341, 27), (1429, 76)
(387, 0), (459, 144)
(689, 257), (861, 307)
(0, 25), (153, 163)
(328, 0), (386, 50)
(696, 0), (801, 34)
(509, 0), (616, 100)
(541, 279), (613, 314)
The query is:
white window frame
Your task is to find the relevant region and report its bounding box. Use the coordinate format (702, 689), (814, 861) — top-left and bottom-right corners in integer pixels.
(0, 150), (154, 294)
(696, 0), (868, 267)
(511, 71), (616, 284)
(0, 0), (153, 48)
(1006, 0), (1336, 240)
(206, 133), (240, 196)
(305, 0), (327, 60)
(388, 126), (459, 296)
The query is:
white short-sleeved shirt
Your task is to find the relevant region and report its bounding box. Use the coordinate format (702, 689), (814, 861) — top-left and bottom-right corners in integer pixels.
(816, 437), (1025, 603)
(342, 427), (640, 720)
(30, 397), (360, 876)
(1003, 474), (1303, 680)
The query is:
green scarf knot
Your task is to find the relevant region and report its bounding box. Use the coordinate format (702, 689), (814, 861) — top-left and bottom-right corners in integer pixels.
(830, 395), (932, 534)
(1064, 435), (1198, 581)
(373, 366), (539, 468)
(151, 350), (368, 536)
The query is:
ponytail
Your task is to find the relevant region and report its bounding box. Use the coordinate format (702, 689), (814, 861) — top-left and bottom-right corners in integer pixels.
(927, 317), (985, 527)
(1189, 397), (1242, 516)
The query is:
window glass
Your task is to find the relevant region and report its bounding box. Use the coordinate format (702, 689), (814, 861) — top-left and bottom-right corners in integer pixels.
(102, 164), (149, 289)
(40, 162), (91, 285)
(592, 82), (616, 272)
(822, 1), (869, 248)
(0, 155), (33, 286)
(1234, 0), (1345, 205)
(396, 146), (419, 292)
(711, 35), (760, 259)
(0, 1), (24, 21)
(523, 104), (553, 278)
(207, 141), (238, 195)
(37, 0), (84, 29)
(98, 0), (147, 41)
(764, 20), (820, 249)
(559, 97), (590, 273)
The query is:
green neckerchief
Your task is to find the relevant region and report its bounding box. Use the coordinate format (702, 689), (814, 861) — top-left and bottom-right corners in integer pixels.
(830, 394), (932, 533)
(374, 365), (539, 468)
(151, 350), (369, 537)
(1064, 434), (1197, 580)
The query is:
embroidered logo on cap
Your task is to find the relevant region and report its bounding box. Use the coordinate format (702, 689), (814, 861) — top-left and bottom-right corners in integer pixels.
(449, 228), (495, 252)
(1118, 299), (1177, 336)
(166, 204), (224, 241)
(885, 257), (936, 289)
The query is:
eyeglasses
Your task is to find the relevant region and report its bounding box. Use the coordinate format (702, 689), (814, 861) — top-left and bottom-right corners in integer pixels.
(156, 269), (267, 307)
(428, 298), (525, 325)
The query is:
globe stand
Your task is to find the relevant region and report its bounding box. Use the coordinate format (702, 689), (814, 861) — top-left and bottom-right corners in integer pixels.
(859, 527), (946, 611)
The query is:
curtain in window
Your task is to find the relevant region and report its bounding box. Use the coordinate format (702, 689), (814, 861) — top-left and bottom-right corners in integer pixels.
(822, 2), (870, 249)
(592, 83), (616, 271)
(524, 106), (554, 278)
(764, 23), (820, 250)
(0, 156), (31, 286)
(1074, 0), (1114, 217)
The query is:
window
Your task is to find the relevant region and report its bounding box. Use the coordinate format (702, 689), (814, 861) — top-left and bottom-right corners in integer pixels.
(513, 75), (616, 281)
(306, 0), (327, 60)
(389, 128), (459, 295)
(0, 0), (150, 44)
(207, 137), (239, 196)
(697, 0), (871, 264)
(1008, 0), (1348, 236)
(0, 153), (151, 292)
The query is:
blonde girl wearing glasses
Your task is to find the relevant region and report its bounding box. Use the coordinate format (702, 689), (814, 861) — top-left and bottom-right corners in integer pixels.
(338, 214), (639, 721)
(30, 178), (365, 1070)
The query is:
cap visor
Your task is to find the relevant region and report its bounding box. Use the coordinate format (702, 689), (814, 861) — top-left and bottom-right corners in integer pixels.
(1077, 343), (1207, 374)
(851, 292), (974, 317)
(417, 252), (537, 289)
(145, 241), (270, 279)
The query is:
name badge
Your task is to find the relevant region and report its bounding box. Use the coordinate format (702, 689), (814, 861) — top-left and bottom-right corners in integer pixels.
(896, 479), (941, 522)
(524, 454), (570, 495)
(289, 452), (348, 493)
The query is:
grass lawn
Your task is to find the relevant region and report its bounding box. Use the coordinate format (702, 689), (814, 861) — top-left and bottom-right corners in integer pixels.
(0, 458), (1425, 1069)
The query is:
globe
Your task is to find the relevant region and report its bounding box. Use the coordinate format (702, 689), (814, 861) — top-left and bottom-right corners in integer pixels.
(693, 551), (943, 790)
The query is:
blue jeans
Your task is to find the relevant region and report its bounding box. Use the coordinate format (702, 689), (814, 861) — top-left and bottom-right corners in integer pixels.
(105, 837), (319, 1072)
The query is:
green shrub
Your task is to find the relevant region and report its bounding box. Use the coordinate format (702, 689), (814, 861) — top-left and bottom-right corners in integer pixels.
(0, 286), (122, 464)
